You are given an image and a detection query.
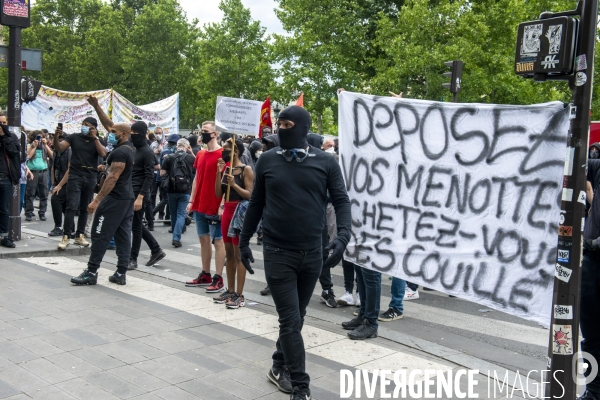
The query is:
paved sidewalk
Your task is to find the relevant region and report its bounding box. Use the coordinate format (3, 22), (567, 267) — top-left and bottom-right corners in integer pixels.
(0, 256), (477, 400)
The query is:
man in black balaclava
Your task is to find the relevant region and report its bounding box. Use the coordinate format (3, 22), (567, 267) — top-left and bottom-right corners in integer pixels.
(262, 134), (280, 151)
(239, 106), (351, 400)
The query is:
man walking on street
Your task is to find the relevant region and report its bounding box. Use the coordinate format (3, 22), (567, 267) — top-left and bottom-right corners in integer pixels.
(239, 106), (351, 400)
(48, 133), (71, 237)
(54, 115), (107, 250)
(70, 119), (135, 286)
(185, 121), (226, 293)
(0, 117), (21, 249)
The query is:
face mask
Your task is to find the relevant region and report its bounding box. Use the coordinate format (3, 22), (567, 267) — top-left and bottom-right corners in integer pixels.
(324, 147), (335, 154)
(81, 126), (90, 135)
(255, 151), (262, 158)
(156, 134), (162, 141)
(131, 134), (147, 148)
(201, 133), (213, 144)
(222, 150), (231, 163)
(107, 132), (119, 146)
(591, 149), (599, 159)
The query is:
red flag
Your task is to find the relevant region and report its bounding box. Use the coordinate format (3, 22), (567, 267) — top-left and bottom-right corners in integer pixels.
(295, 93), (304, 107)
(259, 96), (272, 138)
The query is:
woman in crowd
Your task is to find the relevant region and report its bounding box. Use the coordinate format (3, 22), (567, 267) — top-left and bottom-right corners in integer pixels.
(213, 137), (254, 309)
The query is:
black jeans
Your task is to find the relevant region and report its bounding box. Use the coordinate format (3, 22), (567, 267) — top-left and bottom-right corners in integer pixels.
(318, 226), (333, 291)
(0, 177), (11, 235)
(153, 184), (170, 219)
(131, 191), (160, 261)
(355, 263), (382, 329)
(581, 253), (600, 395)
(264, 244), (322, 391)
(342, 259), (356, 293)
(88, 196), (134, 274)
(50, 185), (68, 228)
(64, 174), (96, 237)
(25, 170), (48, 217)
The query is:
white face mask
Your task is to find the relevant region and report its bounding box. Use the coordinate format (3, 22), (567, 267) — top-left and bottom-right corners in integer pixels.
(156, 134), (162, 141)
(324, 147), (335, 154)
(255, 151), (262, 158)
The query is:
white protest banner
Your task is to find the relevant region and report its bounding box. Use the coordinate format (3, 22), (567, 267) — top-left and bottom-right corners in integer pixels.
(21, 86), (112, 134)
(338, 91), (569, 326)
(112, 91), (179, 135)
(215, 96), (262, 136)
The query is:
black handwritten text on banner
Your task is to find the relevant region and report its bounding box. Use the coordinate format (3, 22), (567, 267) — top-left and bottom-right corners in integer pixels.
(338, 91), (569, 326)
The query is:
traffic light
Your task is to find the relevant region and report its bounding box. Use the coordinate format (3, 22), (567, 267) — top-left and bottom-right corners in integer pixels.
(21, 76), (43, 103)
(441, 60), (463, 102)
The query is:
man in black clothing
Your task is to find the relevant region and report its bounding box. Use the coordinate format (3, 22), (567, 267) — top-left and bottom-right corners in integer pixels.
(70, 120), (134, 286)
(54, 115), (107, 250)
(239, 106), (351, 400)
(188, 134), (201, 155)
(0, 118), (21, 249)
(48, 134), (71, 237)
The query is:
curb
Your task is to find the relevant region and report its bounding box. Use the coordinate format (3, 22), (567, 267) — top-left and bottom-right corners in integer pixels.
(0, 247), (91, 260)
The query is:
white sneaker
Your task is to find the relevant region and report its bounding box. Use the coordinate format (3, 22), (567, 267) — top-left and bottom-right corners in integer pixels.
(404, 288), (420, 300)
(336, 291), (355, 306)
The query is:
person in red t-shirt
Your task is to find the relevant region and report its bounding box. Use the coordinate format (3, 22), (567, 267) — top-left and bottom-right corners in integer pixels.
(185, 121), (226, 292)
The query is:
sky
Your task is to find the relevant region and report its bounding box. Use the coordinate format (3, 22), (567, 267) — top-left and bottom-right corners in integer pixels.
(180, 0), (284, 34)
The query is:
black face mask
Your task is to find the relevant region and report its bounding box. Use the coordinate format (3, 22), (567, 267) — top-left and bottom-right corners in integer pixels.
(131, 134), (147, 148)
(222, 150), (231, 163)
(591, 148), (600, 159)
(201, 133), (212, 144)
(277, 106), (311, 149)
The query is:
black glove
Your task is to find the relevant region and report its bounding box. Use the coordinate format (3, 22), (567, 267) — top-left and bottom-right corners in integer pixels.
(324, 238), (346, 269)
(583, 238), (600, 252)
(240, 245), (255, 274)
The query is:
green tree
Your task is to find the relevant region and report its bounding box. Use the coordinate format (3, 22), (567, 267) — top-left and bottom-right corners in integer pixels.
(193, 0), (273, 123)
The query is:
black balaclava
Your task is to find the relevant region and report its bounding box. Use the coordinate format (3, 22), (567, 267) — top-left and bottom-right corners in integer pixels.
(277, 106), (311, 149)
(130, 121), (148, 148)
(188, 135), (198, 148)
(590, 143), (600, 159)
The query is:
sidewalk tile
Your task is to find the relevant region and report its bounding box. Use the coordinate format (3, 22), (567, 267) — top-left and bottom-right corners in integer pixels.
(70, 348), (125, 370)
(182, 375), (267, 399)
(133, 360), (195, 384)
(61, 329), (109, 347)
(25, 385), (78, 399)
(39, 332), (86, 352)
(81, 325), (129, 343)
(226, 367), (280, 394)
(30, 315), (78, 331)
(0, 341), (40, 363)
(154, 312), (213, 329)
(108, 365), (170, 392)
(56, 377), (121, 400)
(95, 343), (148, 364)
(0, 379), (20, 399)
(114, 339), (168, 360)
(129, 394), (163, 400)
(0, 321), (34, 341)
(8, 319), (54, 336)
(172, 328), (224, 346)
(174, 350), (233, 373)
(152, 355), (213, 378)
(137, 332), (202, 354)
(44, 352), (102, 377)
(0, 364), (50, 391)
(83, 371), (146, 399)
(0, 308), (23, 322)
(152, 386), (206, 400)
(21, 358), (77, 384)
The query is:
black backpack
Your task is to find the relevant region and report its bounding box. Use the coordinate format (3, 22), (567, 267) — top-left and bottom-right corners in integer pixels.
(169, 152), (193, 193)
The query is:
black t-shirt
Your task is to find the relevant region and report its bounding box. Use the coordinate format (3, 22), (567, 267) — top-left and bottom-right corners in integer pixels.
(65, 133), (101, 178)
(106, 142), (134, 200)
(161, 150), (195, 194)
(132, 144), (156, 195)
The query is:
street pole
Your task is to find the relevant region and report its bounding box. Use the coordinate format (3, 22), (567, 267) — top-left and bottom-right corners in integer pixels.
(545, 0), (597, 398)
(7, 26), (22, 242)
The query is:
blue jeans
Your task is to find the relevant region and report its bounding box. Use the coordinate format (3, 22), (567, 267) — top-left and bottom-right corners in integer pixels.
(0, 177), (12, 235)
(19, 183), (26, 214)
(389, 277), (406, 313)
(355, 265), (382, 329)
(168, 192), (189, 241)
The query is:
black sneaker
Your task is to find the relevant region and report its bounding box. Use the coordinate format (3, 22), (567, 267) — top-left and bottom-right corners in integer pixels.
(320, 289), (337, 308)
(172, 240), (182, 248)
(39, 215), (47, 221)
(267, 366), (293, 394)
(1, 236), (16, 248)
(48, 227), (63, 237)
(128, 259), (138, 271)
(25, 215), (32, 222)
(168, 228), (173, 233)
(348, 321), (378, 340)
(71, 269), (97, 285)
(378, 307), (403, 322)
(578, 390), (600, 400)
(108, 272), (126, 285)
(342, 315), (363, 330)
(260, 286), (271, 296)
(146, 250), (166, 266)
(148, 225), (154, 231)
(290, 386), (311, 400)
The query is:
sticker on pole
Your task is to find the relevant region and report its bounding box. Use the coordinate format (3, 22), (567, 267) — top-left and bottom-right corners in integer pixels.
(555, 263), (573, 282)
(575, 72), (587, 86)
(578, 191), (587, 205)
(553, 305), (573, 320)
(557, 249), (570, 263)
(562, 188), (573, 201)
(553, 325), (573, 354)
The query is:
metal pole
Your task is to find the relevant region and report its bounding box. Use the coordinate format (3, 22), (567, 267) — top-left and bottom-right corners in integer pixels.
(546, 0), (597, 398)
(7, 26), (22, 242)
(452, 93), (458, 103)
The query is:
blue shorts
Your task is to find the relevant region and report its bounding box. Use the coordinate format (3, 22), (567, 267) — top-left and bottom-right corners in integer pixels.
(194, 211), (222, 240)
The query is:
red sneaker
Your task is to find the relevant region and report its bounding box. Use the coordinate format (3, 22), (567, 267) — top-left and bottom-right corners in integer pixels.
(185, 272), (212, 287)
(206, 275), (224, 293)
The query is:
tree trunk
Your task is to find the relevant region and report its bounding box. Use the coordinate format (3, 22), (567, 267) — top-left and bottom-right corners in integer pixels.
(317, 113), (322, 134)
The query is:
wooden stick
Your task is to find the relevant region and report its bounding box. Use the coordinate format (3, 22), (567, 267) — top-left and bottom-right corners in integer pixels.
(225, 134), (236, 202)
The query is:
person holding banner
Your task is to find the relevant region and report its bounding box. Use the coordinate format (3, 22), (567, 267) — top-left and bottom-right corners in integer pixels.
(239, 106), (351, 400)
(213, 137), (254, 309)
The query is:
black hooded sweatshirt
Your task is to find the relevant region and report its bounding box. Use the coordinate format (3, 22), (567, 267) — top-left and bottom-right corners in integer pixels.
(240, 106), (351, 251)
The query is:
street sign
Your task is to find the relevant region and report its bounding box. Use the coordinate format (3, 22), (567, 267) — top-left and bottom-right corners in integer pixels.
(0, 45), (41, 71)
(0, 0), (30, 28)
(514, 16), (578, 77)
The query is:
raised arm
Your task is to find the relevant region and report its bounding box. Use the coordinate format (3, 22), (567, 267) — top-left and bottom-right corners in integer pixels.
(87, 96), (114, 131)
(53, 127), (70, 152)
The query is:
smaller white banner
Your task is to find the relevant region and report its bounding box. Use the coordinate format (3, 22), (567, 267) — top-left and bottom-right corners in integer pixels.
(215, 96), (262, 136)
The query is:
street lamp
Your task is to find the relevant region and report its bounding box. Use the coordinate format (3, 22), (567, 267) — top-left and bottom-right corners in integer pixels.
(273, 102), (281, 120)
